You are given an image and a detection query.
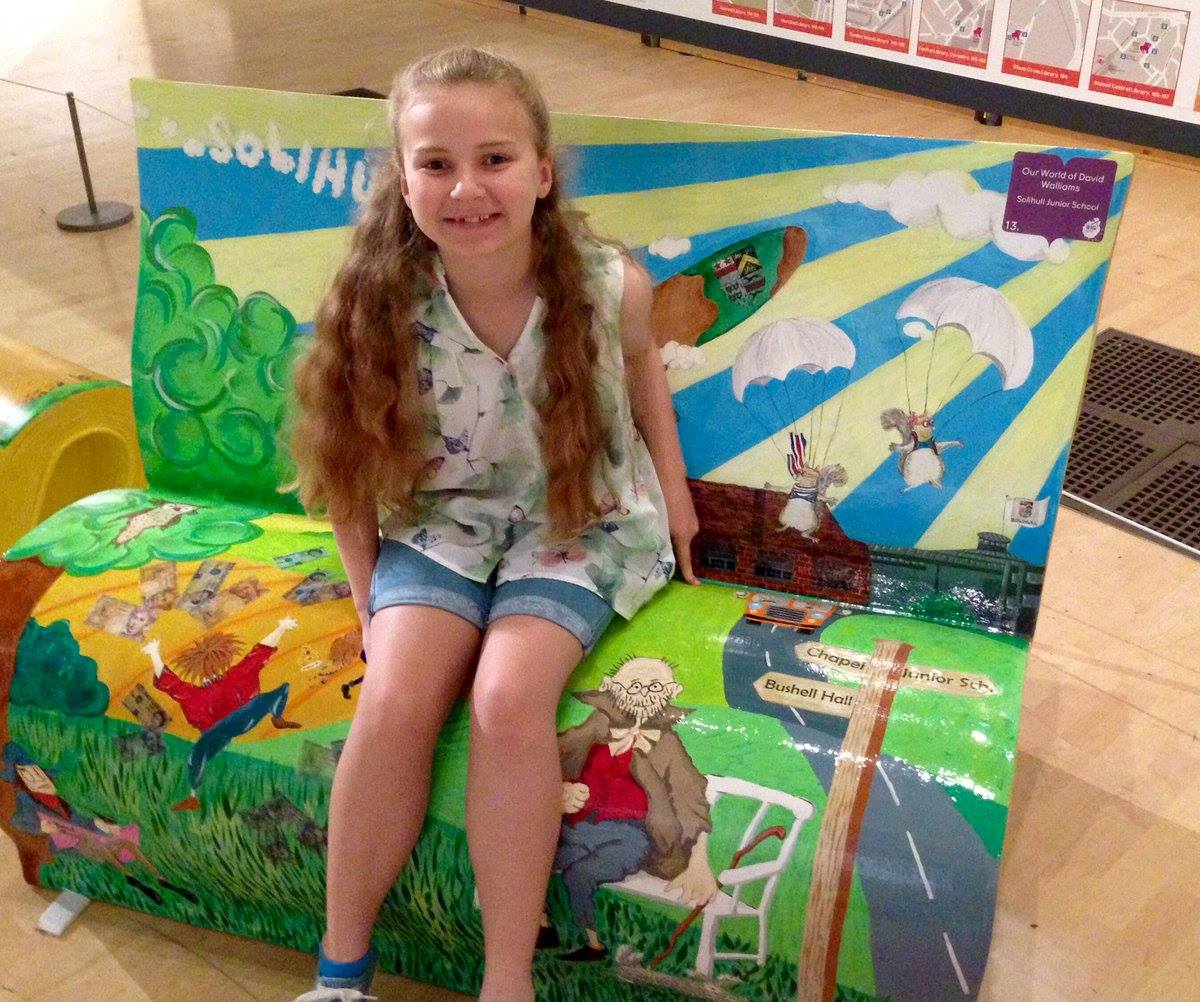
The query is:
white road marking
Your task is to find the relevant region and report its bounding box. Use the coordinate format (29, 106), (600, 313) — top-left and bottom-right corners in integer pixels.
(765, 650), (772, 668)
(906, 830), (934, 900)
(876, 760), (900, 807)
(943, 931), (970, 994)
(789, 705), (807, 727)
(770, 624), (777, 633)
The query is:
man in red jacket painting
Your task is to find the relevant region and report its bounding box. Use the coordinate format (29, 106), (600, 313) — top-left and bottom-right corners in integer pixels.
(553, 656), (718, 961)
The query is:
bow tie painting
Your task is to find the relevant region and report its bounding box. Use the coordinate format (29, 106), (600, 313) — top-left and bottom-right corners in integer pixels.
(608, 724), (662, 756)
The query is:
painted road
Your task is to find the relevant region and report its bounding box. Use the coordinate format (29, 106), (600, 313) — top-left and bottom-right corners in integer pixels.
(722, 612), (1000, 1001)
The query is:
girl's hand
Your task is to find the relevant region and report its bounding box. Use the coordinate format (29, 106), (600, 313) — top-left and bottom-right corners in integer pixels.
(663, 478), (700, 586)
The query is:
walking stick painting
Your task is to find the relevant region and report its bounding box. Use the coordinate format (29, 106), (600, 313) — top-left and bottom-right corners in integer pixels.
(649, 824), (789, 969)
(614, 824), (788, 1000)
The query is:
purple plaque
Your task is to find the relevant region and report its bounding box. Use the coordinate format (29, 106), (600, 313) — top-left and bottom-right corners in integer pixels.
(1003, 153), (1118, 243)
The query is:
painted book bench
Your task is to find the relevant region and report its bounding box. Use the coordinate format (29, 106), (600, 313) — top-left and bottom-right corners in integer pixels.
(0, 79), (1131, 1002)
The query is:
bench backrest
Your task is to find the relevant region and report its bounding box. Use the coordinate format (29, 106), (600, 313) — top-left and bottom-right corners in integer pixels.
(130, 80), (1130, 634)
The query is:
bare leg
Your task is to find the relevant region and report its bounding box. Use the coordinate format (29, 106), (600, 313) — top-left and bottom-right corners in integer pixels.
(467, 616), (583, 1002)
(323, 605), (481, 961)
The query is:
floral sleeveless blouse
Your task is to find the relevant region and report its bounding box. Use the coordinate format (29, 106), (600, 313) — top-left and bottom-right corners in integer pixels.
(380, 242), (674, 620)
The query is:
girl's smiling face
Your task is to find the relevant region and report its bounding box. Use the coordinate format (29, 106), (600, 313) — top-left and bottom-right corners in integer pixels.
(398, 82), (553, 266)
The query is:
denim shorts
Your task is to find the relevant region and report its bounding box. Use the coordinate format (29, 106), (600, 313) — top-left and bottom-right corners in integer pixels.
(368, 538), (615, 653)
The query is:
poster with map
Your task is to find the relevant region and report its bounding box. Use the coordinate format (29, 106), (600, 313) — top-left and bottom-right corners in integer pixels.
(845, 0), (914, 50)
(775, 0), (835, 35)
(916, 0), (999, 67)
(1088, 0), (1190, 103)
(714, 0), (769, 23)
(641, 0), (1200, 132)
(1003, 0), (1094, 85)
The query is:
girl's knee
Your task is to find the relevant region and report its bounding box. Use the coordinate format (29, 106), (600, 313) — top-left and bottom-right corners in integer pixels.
(469, 674), (556, 743)
(470, 620), (581, 741)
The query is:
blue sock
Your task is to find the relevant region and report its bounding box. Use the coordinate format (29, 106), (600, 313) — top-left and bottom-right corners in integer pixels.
(317, 942), (375, 979)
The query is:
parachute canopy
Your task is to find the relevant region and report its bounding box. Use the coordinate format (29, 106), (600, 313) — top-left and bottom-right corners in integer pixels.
(732, 317), (856, 402)
(896, 278), (1034, 390)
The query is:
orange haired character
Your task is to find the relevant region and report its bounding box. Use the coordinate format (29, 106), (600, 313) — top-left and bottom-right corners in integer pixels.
(142, 617), (301, 812)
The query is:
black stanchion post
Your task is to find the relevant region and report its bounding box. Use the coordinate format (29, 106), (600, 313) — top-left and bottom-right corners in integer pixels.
(56, 90), (133, 232)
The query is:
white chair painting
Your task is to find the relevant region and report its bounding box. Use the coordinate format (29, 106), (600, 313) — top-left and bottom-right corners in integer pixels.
(611, 774), (815, 977)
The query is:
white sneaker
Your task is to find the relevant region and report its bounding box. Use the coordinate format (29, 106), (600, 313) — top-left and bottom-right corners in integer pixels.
(292, 990), (378, 1002)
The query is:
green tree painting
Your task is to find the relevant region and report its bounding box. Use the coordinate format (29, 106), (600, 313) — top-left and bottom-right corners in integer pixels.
(12, 619), (110, 717)
(5, 489), (267, 574)
(134, 207), (306, 511)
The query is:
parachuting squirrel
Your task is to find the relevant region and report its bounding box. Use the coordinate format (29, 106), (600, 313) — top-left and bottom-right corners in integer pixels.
(880, 409), (963, 491)
(765, 432), (847, 539)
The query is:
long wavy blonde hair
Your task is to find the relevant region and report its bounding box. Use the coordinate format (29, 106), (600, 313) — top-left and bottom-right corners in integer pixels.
(290, 47), (611, 539)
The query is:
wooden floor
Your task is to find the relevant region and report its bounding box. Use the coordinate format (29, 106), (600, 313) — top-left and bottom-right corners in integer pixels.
(2, 1), (1198, 999)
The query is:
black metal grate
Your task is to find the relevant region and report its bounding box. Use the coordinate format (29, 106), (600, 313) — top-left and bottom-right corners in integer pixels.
(1113, 456), (1200, 551)
(1064, 411), (1156, 498)
(1065, 329), (1200, 559)
(1087, 333), (1200, 428)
